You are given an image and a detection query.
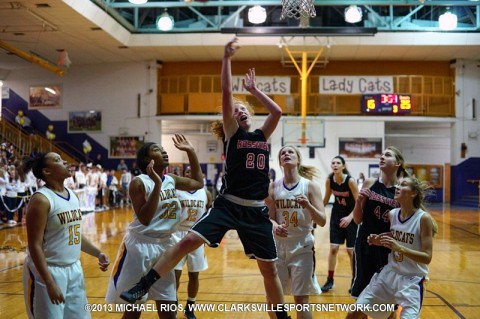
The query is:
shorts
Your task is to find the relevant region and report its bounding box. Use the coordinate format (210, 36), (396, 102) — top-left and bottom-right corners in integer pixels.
(23, 258), (91, 319)
(356, 265), (427, 319)
(105, 231), (176, 303)
(330, 209), (358, 248)
(275, 233), (321, 296)
(351, 235), (390, 298)
(191, 195), (277, 261)
(172, 230), (208, 272)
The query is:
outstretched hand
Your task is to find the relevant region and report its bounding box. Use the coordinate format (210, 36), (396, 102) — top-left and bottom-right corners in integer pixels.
(224, 37), (240, 58)
(242, 68), (257, 94)
(172, 134), (194, 153)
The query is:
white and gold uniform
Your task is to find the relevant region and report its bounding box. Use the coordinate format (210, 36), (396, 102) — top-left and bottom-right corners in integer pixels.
(23, 187), (89, 319)
(106, 174), (181, 303)
(173, 189), (209, 272)
(357, 208), (429, 319)
(272, 177), (321, 296)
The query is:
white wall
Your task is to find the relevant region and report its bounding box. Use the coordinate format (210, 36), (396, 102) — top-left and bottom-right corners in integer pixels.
(453, 59), (480, 165)
(5, 58), (478, 182)
(4, 60), (158, 147)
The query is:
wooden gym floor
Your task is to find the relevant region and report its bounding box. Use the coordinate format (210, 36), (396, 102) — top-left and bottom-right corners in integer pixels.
(0, 204), (478, 319)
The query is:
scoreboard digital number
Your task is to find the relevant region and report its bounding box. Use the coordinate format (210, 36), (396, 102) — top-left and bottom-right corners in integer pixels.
(361, 94), (412, 114)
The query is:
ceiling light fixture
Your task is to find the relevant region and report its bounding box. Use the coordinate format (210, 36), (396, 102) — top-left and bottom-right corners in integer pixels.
(157, 10), (174, 31)
(439, 9), (457, 30)
(248, 6), (267, 24)
(344, 5), (362, 24)
(128, 0), (148, 4)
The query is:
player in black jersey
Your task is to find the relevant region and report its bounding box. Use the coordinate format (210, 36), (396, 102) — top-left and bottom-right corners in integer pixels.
(120, 38), (290, 319)
(321, 156), (359, 293)
(349, 146), (408, 319)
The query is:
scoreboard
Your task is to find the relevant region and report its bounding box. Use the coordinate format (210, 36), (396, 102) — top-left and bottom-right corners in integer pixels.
(361, 94), (412, 114)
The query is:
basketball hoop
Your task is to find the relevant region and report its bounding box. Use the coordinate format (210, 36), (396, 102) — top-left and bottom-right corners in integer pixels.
(281, 0), (316, 20)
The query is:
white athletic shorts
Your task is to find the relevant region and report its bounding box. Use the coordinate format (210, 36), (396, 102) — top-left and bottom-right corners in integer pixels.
(23, 257), (91, 319)
(172, 230), (208, 272)
(105, 231), (176, 303)
(275, 233), (321, 296)
(356, 264), (427, 319)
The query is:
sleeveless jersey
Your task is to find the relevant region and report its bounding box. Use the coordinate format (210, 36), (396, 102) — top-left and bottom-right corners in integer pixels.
(176, 188), (208, 231)
(30, 187), (83, 265)
(358, 179), (400, 238)
(389, 208), (429, 276)
(330, 174), (355, 216)
(128, 174), (181, 238)
(273, 177), (313, 238)
(220, 128), (270, 200)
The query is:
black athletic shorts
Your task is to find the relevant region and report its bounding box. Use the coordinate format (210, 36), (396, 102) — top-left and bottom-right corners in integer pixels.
(350, 235), (390, 298)
(329, 209), (358, 248)
(191, 195), (277, 261)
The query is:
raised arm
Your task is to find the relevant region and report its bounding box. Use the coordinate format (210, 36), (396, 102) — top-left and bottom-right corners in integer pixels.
(129, 160), (162, 226)
(170, 134), (204, 191)
(244, 69), (282, 139)
(221, 38), (240, 139)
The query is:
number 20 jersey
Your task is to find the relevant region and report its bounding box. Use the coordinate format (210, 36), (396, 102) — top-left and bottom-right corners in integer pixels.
(221, 128), (270, 200)
(272, 177), (312, 238)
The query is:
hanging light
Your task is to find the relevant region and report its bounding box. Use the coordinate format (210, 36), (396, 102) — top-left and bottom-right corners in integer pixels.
(157, 10), (174, 31)
(128, 0), (148, 4)
(439, 9), (457, 30)
(344, 5), (362, 23)
(248, 6), (267, 24)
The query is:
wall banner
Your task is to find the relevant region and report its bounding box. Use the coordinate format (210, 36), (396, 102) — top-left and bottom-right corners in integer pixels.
(232, 76), (291, 95)
(319, 76), (394, 95)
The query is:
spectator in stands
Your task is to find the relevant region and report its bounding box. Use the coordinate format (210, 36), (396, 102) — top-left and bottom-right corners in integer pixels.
(130, 161), (141, 177)
(15, 110), (34, 134)
(117, 159), (128, 171)
(0, 164), (7, 225)
(120, 168), (132, 206)
(107, 169), (120, 207)
(64, 164), (77, 190)
(94, 153), (104, 168)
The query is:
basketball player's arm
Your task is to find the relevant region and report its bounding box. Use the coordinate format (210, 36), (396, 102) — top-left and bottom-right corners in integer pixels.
(25, 194), (65, 304)
(265, 182), (287, 237)
(80, 238), (110, 271)
(249, 72), (283, 140)
(323, 179), (332, 207)
(352, 178), (375, 224)
(206, 189), (213, 209)
(129, 173), (160, 226)
(303, 181), (326, 227)
(340, 177), (360, 227)
(171, 134), (204, 191)
(222, 37), (240, 140)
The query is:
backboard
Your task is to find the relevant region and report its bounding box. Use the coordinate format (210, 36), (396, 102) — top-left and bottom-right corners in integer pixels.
(282, 117), (325, 147)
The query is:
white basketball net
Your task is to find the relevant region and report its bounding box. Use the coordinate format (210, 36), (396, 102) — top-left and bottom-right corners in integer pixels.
(281, 0), (316, 20)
